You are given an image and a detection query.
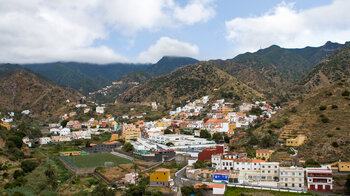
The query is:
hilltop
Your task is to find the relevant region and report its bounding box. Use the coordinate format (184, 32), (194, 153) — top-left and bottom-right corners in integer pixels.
(0, 67), (82, 118)
(119, 63), (263, 106)
(204, 42), (347, 101)
(298, 44), (350, 92)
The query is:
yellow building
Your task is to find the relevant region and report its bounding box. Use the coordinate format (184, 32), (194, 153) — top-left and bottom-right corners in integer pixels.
(256, 150), (274, 160)
(338, 162), (350, 172)
(122, 124), (141, 142)
(0, 122), (10, 130)
(229, 123), (236, 131)
(286, 135), (307, 147)
(150, 168), (171, 186)
(110, 134), (120, 141)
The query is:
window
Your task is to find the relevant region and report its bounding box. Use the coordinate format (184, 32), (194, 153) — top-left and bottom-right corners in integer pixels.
(275, 171), (277, 173)
(268, 171), (270, 173)
(268, 166), (271, 168)
(292, 172), (295, 176)
(299, 184), (302, 187)
(262, 166), (265, 168)
(285, 183), (288, 187)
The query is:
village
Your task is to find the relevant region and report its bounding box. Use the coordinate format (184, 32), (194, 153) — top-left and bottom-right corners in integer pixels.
(1, 95), (349, 195)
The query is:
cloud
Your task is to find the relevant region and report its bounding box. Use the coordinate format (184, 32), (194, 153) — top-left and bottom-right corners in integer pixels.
(0, 0), (215, 64)
(174, 0), (216, 25)
(137, 37), (199, 63)
(225, 0), (350, 56)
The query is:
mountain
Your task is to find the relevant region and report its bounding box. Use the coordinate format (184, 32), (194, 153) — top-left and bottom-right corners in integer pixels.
(22, 62), (149, 94)
(147, 56), (199, 76)
(119, 63), (263, 105)
(298, 44), (350, 92)
(21, 56), (198, 95)
(0, 66), (82, 117)
(118, 70), (152, 84)
(204, 41), (347, 101)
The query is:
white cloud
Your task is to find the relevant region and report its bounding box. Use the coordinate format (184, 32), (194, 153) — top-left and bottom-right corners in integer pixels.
(225, 0), (350, 56)
(174, 0), (216, 25)
(0, 0), (215, 64)
(137, 37), (199, 63)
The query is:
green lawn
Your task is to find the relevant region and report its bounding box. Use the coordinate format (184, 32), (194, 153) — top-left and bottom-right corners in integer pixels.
(66, 153), (132, 168)
(225, 187), (314, 196)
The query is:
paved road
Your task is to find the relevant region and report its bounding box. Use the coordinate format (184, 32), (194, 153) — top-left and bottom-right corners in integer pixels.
(174, 166), (186, 187)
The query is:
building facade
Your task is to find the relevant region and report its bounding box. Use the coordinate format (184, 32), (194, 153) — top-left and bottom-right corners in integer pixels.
(279, 167), (304, 190)
(306, 167), (333, 191)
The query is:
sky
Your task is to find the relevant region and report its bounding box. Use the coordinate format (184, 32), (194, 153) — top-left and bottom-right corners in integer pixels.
(0, 0), (349, 64)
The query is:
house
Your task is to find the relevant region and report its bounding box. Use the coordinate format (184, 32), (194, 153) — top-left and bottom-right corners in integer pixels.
(0, 121), (10, 130)
(122, 124), (141, 141)
(66, 120), (82, 130)
(306, 166), (333, 191)
(125, 172), (138, 184)
(338, 161), (350, 172)
(256, 149), (274, 161)
(286, 135), (307, 147)
(21, 110), (30, 115)
(22, 136), (32, 147)
(96, 106), (105, 114)
(51, 136), (72, 142)
(59, 128), (71, 136)
(39, 137), (51, 145)
(150, 168), (172, 186)
(72, 131), (91, 140)
(175, 153), (190, 165)
(278, 167), (304, 190)
(213, 170), (229, 183)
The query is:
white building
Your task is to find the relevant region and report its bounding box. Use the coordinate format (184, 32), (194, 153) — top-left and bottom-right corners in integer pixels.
(260, 162), (279, 181)
(148, 134), (216, 149)
(279, 167), (305, 190)
(305, 166), (333, 191)
(39, 137), (51, 145)
(96, 106), (105, 114)
(21, 110), (30, 115)
(59, 128), (71, 136)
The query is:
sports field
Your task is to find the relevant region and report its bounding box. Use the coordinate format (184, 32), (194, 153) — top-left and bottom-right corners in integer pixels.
(65, 153), (132, 168)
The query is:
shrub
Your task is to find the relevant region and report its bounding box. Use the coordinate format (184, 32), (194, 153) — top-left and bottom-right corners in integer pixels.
(321, 117), (330, 123)
(342, 90), (350, 96)
(290, 107), (297, 113)
(327, 134), (334, 137)
(332, 142), (339, 147)
(319, 105), (327, 110)
(319, 114), (325, 118)
(20, 160), (39, 173)
(336, 127), (341, 130)
(331, 105), (338, 109)
(270, 122), (284, 129)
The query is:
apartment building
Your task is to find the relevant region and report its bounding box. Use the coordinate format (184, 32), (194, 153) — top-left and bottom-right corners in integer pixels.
(122, 124), (141, 141)
(260, 162), (279, 181)
(306, 166), (333, 191)
(279, 167), (304, 189)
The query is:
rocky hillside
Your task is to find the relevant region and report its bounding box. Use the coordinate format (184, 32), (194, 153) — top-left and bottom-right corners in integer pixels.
(0, 67), (82, 117)
(299, 44), (350, 92)
(119, 63), (263, 105)
(257, 78), (350, 163)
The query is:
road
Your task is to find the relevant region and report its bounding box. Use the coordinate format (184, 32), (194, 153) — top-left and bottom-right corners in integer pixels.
(174, 166), (186, 187)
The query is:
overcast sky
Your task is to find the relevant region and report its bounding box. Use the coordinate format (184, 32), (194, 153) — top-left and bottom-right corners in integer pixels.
(0, 0), (349, 64)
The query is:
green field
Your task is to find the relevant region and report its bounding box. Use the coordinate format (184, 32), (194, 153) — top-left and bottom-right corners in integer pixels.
(65, 153), (132, 168)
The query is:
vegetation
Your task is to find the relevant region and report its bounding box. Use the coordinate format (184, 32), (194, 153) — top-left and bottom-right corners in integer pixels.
(181, 186), (203, 196)
(122, 142), (134, 153)
(199, 129), (211, 138)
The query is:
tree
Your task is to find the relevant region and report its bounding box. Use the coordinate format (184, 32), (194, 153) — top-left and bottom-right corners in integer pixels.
(163, 129), (173, 134)
(200, 129), (211, 138)
(166, 142), (174, 146)
(212, 132), (224, 143)
(60, 119), (68, 128)
(345, 174), (350, 195)
(7, 136), (23, 148)
(21, 160), (39, 173)
(193, 160), (206, 169)
(122, 142), (134, 153)
(13, 170), (25, 179)
(181, 186), (203, 196)
(91, 183), (115, 196)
